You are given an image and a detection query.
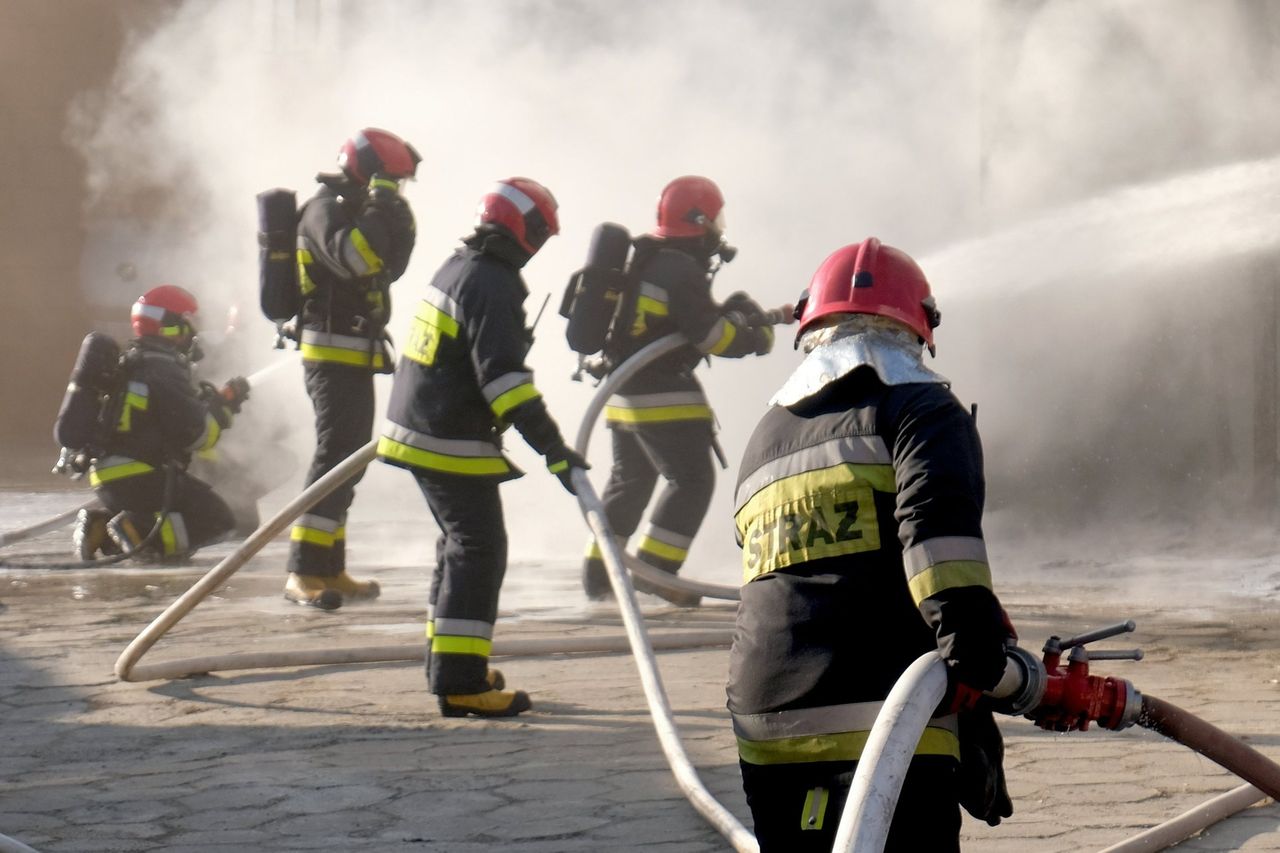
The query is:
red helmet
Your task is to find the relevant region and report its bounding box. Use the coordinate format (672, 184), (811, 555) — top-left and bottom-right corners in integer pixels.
(795, 238), (939, 346)
(654, 176), (725, 238)
(337, 128), (421, 185)
(131, 285), (200, 345)
(475, 177), (560, 256)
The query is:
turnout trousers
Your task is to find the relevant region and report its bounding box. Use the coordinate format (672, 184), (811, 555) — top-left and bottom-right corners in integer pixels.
(288, 362), (375, 577)
(583, 420), (716, 585)
(96, 467), (235, 559)
(414, 471), (507, 695)
(740, 755), (960, 853)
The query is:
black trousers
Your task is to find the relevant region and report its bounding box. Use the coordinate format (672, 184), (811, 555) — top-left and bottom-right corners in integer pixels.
(740, 755), (960, 853)
(288, 362), (375, 576)
(96, 467), (234, 559)
(584, 421), (716, 582)
(415, 472), (507, 695)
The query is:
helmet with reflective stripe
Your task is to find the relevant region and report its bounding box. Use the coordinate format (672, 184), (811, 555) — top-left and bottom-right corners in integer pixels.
(794, 238), (940, 347)
(475, 177), (560, 256)
(654, 175), (725, 238)
(337, 128), (421, 185)
(131, 285), (200, 346)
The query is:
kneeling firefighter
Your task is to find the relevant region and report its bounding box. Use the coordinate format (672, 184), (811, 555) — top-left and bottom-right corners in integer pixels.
(727, 238), (1015, 851)
(58, 285), (249, 563)
(572, 176), (776, 606)
(377, 178), (588, 718)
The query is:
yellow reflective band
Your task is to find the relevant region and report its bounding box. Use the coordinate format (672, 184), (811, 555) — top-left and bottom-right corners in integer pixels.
(708, 321), (738, 355)
(636, 294), (668, 316)
(290, 526), (337, 547)
(198, 416), (222, 452)
(299, 343), (385, 368)
(639, 536), (688, 563)
(89, 460), (155, 487)
(369, 177), (399, 191)
(736, 726), (959, 766)
(404, 303), (459, 367)
(125, 391), (148, 411)
(585, 540), (603, 559)
(376, 436), (511, 476)
(801, 787), (829, 831)
(737, 463), (893, 581)
(425, 621), (435, 639)
(431, 635), (493, 657)
(604, 404), (714, 424)
(160, 517), (177, 556)
(297, 249), (316, 295)
(491, 382), (541, 419)
(349, 227), (384, 273)
(160, 325), (184, 337)
(548, 459), (568, 474)
(907, 559), (994, 604)
(334, 526), (346, 541)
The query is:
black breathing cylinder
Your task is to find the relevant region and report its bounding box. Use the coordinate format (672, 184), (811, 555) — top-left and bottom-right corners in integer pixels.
(257, 188), (299, 323)
(53, 332), (121, 451)
(562, 222), (632, 355)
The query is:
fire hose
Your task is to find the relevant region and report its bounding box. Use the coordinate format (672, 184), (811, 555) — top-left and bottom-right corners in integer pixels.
(837, 620), (1280, 852)
(0, 832), (39, 853)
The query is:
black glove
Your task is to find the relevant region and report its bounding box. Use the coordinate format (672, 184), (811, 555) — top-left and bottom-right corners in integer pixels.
(220, 376), (250, 413)
(545, 445), (590, 495)
(722, 291), (766, 324)
(751, 324), (775, 355)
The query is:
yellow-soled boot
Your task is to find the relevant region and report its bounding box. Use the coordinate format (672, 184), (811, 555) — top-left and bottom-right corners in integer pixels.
(438, 688), (532, 718)
(73, 508), (118, 561)
(485, 669), (505, 690)
(283, 573), (342, 611)
(326, 571), (381, 603)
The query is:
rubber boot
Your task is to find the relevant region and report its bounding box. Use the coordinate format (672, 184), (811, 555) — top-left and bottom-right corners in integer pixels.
(325, 571), (381, 603)
(73, 508), (118, 560)
(439, 688), (532, 718)
(106, 511), (160, 562)
(283, 573), (343, 611)
(582, 558), (614, 601)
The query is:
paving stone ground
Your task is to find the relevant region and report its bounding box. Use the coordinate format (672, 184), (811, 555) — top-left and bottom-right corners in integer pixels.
(2, 492), (1280, 852)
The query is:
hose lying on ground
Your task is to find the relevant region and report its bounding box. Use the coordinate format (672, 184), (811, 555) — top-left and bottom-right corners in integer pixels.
(0, 499), (97, 549)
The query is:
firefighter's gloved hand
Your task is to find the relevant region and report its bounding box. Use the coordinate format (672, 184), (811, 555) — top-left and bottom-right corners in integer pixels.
(545, 445), (590, 495)
(723, 291), (766, 324)
(939, 674), (985, 716)
(220, 376), (250, 413)
(751, 325), (775, 355)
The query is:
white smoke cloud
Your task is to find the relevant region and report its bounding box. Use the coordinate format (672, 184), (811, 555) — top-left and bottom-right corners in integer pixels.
(65, 0), (1280, 582)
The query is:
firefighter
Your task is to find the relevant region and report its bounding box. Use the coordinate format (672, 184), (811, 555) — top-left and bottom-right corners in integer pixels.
(71, 285), (249, 563)
(377, 177), (588, 718)
(726, 238), (1015, 851)
(285, 128), (419, 610)
(581, 176), (775, 606)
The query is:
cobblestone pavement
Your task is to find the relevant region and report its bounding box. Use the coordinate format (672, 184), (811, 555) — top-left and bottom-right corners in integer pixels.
(2, 495), (1280, 851)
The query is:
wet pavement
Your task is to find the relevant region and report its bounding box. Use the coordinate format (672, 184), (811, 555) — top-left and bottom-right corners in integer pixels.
(2, 490), (1280, 851)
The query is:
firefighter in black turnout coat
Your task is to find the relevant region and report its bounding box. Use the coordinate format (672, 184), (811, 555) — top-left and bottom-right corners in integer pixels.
(377, 178), (587, 718)
(285, 128), (419, 610)
(581, 176), (775, 606)
(69, 286), (248, 563)
(727, 239), (1015, 851)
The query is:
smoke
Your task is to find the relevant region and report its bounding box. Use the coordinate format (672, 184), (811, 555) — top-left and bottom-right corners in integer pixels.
(65, 0), (1280, 583)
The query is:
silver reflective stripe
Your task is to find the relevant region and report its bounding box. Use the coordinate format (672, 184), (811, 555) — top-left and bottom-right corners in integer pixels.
(607, 391), (709, 409)
(482, 371), (534, 404)
(168, 513), (190, 552)
(127, 381), (148, 396)
(132, 303), (166, 322)
(638, 282), (668, 302)
(424, 284), (460, 318)
(732, 703), (958, 740)
(644, 524), (693, 549)
(490, 182), (535, 213)
(732, 701), (884, 740)
(433, 617), (494, 640)
(696, 316), (731, 352)
(300, 329), (374, 351)
(295, 514), (340, 533)
(93, 455), (139, 469)
(382, 422), (503, 458)
(903, 536), (989, 576)
(734, 434), (893, 511)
